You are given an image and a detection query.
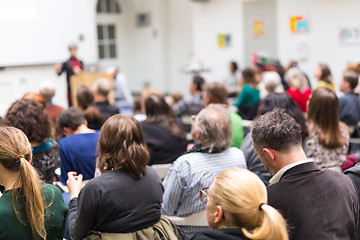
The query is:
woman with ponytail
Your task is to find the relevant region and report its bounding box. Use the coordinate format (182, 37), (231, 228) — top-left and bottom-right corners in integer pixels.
(192, 168), (288, 240)
(0, 127), (68, 240)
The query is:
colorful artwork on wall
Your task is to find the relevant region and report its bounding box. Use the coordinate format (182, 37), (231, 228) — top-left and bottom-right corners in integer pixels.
(339, 27), (360, 44)
(290, 16), (309, 33)
(218, 34), (231, 48)
(253, 19), (264, 37)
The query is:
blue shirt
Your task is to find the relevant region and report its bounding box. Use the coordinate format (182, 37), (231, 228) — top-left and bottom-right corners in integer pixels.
(59, 131), (100, 184)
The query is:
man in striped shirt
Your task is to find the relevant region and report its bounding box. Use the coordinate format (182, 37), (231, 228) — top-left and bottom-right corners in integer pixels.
(162, 104), (247, 239)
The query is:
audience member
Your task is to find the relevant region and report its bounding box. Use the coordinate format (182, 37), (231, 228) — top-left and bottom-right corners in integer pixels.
(55, 44), (84, 106)
(285, 67), (312, 112)
(224, 61), (241, 97)
(233, 68), (260, 120)
(171, 93), (183, 105)
(305, 87), (349, 171)
(241, 93), (307, 181)
(39, 81), (65, 138)
(203, 82), (244, 148)
(57, 107), (100, 184)
(192, 168), (288, 240)
(92, 78), (119, 123)
(259, 71), (284, 98)
(76, 85), (103, 130)
(67, 115), (164, 240)
(141, 93), (187, 165)
(339, 70), (360, 127)
(314, 63), (335, 92)
(2, 99), (60, 183)
(162, 104), (247, 239)
(0, 127), (67, 239)
(106, 66), (133, 108)
(132, 96), (147, 122)
(22, 92), (46, 107)
(173, 75), (205, 118)
(252, 108), (358, 240)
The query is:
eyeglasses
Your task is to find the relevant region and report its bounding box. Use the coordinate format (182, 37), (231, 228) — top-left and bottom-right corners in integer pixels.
(200, 187), (209, 203)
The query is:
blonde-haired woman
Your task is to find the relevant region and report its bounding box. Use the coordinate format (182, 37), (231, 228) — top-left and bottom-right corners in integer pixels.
(192, 168), (288, 240)
(285, 67), (312, 113)
(0, 126), (68, 240)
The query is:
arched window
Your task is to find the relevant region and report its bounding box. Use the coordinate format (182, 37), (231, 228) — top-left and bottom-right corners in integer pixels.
(97, 0), (121, 14)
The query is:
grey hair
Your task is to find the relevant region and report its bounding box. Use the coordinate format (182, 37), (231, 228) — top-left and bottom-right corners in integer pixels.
(39, 81), (55, 100)
(92, 78), (111, 97)
(192, 104), (232, 152)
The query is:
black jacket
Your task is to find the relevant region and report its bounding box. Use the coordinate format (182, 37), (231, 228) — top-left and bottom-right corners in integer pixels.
(268, 162), (359, 240)
(191, 228), (249, 240)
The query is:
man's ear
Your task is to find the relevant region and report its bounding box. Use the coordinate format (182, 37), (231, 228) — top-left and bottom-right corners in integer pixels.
(63, 127), (72, 136)
(263, 147), (276, 161)
(214, 205), (224, 224)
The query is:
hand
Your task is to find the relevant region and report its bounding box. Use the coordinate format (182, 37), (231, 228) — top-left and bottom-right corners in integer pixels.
(55, 63), (62, 74)
(67, 172), (83, 200)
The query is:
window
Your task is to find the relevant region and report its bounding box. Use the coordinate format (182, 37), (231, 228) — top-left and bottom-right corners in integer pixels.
(97, 0), (121, 14)
(97, 24), (117, 59)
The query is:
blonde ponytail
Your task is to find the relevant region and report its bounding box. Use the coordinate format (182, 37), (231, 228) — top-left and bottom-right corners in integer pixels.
(211, 168), (288, 240)
(243, 204), (288, 240)
(0, 127), (47, 239)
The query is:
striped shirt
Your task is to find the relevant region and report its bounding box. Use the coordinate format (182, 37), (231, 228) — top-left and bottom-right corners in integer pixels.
(162, 147), (247, 238)
(173, 94), (204, 118)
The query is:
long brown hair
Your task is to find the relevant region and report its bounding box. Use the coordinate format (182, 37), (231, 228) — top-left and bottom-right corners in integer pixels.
(0, 127), (47, 239)
(307, 87), (344, 149)
(143, 93), (185, 140)
(318, 63), (332, 83)
(97, 115), (149, 178)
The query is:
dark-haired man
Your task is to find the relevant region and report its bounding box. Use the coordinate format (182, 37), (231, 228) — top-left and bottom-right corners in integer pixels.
(252, 108), (358, 240)
(173, 75), (205, 118)
(57, 107), (100, 184)
(339, 70), (360, 126)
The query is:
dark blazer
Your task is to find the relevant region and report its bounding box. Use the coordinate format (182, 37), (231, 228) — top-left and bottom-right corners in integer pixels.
(58, 58), (84, 90)
(268, 162), (359, 240)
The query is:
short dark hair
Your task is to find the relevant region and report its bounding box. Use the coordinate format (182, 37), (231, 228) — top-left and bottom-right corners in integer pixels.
(252, 108), (302, 152)
(204, 82), (228, 105)
(97, 115), (149, 179)
(193, 76), (205, 91)
(242, 68), (256, 84)
(57, 107), (85, 131)
(343, 70), (359, 90)
(2, 99), (51, 144)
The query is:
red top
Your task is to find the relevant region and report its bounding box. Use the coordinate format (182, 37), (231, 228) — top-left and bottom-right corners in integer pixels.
(287, 88), (312, 112)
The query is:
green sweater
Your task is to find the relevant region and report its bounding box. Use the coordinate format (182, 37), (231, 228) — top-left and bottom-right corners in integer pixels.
(0, 184), (68, 240)
(230, 111), (244, 148)
(233, 84), (260, 107)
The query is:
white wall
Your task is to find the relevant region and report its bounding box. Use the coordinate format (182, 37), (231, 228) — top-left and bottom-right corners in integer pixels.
(277, 0), (360, 90)
(190, 0), (244, 83)
(0, 65), (68, 116)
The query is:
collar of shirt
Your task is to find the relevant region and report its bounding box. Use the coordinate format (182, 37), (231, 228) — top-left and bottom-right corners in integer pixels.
(269, 159), (314, 185)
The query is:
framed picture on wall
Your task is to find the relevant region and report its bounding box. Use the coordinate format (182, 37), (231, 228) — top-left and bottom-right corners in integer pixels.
(339, 27), (360, 44)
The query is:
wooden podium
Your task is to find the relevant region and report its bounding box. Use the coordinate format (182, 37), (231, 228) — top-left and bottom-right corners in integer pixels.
(70, 73), (114, 107)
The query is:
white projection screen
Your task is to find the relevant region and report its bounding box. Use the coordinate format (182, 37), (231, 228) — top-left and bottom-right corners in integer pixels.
(0, 0), (76, 67)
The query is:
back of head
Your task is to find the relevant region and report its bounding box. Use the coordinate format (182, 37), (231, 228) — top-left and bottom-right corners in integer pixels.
(211, 168), (288, 240)
(203, 82), (228, 106)
(57, 107), (85, 131)
(192, 104), (231, 152)
(285, 68), (307, 90)
(242, 68), (256, 84)
(193, 75), (205, 92)
(92, 78), (111, 98)
(22, 92), (46, 107)
(144, 93), (185, 140)
(257, 93), (307, 141)
(97, 115), (149, 178)
(76, 85), (95, 110)
(0, 126), (46, 239)
(263, 71), (282, 93)
(343, 70), (359, 90)
(318, 63), (332, 83)
(252, 108), (302, 152)
(307, 87), (344, 149)
(39, 82), (56, 101)
(2, 99), (51, 144)
(230, 61), (238, 72)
